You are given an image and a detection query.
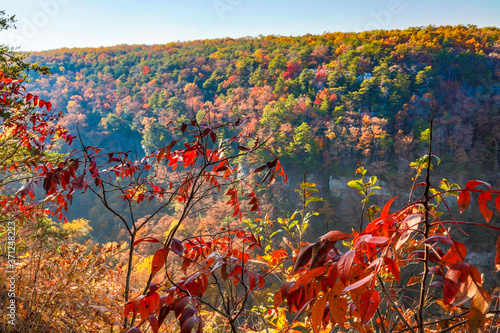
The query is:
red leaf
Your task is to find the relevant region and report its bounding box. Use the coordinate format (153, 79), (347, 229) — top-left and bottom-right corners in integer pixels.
(248, 272), (257, 291)
(237, 145), (250, 151)
(133, 237), (162, 246)
(124, 300), (136, 318)
(209, 131), (216, 143)
(443, 261), (470, 304)
(423, 235), (453, 244)
(380, 196), (398, 220)
(466, 180), (491, 190)
(149, 283), (159, 293)
(457, 191), (471, 214)
(319, 230), (352, 242)
(291, 243), (314, 275)
(310, 241), (336, 270)
(478, 191), (493, 223)
(429, 266), (443, 275)
(157, 306), (170, 328)
(359, 289), (380, 324)
(383, 257), (401, 284)
(496, 194), (500, 217)
(338, 250), (355, 285)
(180, 307), (196, 327)
(254, 164), (267, 173)
(266, 158), (278, 169)
(440, 241), (467, 266)
(181, 316), (198, 333)
(171, 238), (184, 256)
(257, 273), (265, 289)
(364, 236), (390, 244)
(343, 272), (375, 292)
(151, 248), (169, 276)
(429, 281), (444, 288)
(45, 101), (52, 111)
(148, 315), (159, 333)
(173, 297), (191, 318)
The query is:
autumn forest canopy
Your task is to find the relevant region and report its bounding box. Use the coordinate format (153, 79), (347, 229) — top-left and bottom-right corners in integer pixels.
(2, 20), (500, 332)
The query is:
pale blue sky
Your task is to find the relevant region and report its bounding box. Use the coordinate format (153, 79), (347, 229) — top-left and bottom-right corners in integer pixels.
(1, 0), (499, 51)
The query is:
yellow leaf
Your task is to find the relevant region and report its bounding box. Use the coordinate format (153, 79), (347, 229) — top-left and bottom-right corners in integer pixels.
(274, 308), (288, 330)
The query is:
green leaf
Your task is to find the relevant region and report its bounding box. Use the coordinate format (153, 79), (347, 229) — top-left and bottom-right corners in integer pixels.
(348, 180), (364, 191)
(288, 220), (298, 229)
(305, 196), (325, 206)
(270, 230), (283, 238)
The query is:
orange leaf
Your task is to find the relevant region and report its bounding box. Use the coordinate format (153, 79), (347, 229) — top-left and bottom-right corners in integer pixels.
(359, 289), (380, 324)
(440, 241), (467, 266)
(290, 266), (328, 292)
(311, 292), (328, 333)
(328, 280), (346, 326)
(468, 286), (491, 333)
(407, 275), (423, 286)
(157, 147), (166, 164)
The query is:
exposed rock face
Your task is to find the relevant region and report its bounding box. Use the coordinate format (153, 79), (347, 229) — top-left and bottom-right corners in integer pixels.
(328, 176), (350, 198)
(467, 252), (495, 268)
(328, 176), (393, 197)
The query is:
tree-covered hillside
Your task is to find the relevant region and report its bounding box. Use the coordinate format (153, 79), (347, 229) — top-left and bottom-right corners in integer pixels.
(27, 25), (500, 185)
(5, 19), (500, 332)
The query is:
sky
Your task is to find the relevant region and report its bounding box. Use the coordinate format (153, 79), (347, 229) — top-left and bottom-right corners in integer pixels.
(1, 0), (499, 52)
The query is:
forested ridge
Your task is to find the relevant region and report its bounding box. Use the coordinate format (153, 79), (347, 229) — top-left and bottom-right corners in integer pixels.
(3, 22), (500, 332)
(27, 25), (500, 179)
